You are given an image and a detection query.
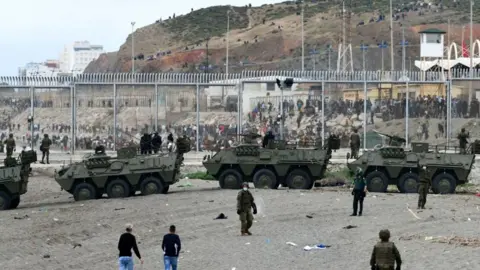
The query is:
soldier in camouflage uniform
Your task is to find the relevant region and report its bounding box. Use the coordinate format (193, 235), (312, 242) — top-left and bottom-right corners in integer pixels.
(370, 229), (402, 270)
(4, 134), (15, 157)
(237, 182), (257, 236)
(457, 128), (469, 154)
(418, 165), (431, 209)
(349, 128), (361, 159)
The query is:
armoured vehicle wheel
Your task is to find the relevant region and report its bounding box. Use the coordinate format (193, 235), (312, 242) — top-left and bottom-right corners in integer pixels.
(73, 183), (97, 201)
(9, 196), (20, 209)
(253, 169), (278, 189)
(432, 173), (456, 194)
(0, 191), (12, 210)
(397, 172), (419, 193)
(365, 171), (388, 193)
(140, 176), (163, 196)
(286, 169), (312, 189)
(219, 169), (243, 189)
(107, 179), (131, 198)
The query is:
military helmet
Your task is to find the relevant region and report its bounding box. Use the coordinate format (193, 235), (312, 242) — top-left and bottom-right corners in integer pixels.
(242, 182), (249, 188)
(355, 167), (363, 175)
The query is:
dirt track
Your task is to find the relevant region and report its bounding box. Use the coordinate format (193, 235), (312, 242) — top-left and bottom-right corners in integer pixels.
(1, 176), (480, 270)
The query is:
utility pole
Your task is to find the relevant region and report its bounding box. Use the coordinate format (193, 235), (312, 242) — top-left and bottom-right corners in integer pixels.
(131, 21), (136, 131)
(390, 0), (394, 71)
(360, 43), (369, 71)
(301, 1), (305, 71)
(469, 0), (474, 106)
(309, 48), (319, 70)
(401, 27), (408, 76)
(131, 22), (135, 74)
(226, 10), (230, 76)
(378, 41), (387, 72)
(327, 44), (332, 70)
(205, 38), (210, 73)
(342, 0), (346, 71)
(224, 10), (230, 100)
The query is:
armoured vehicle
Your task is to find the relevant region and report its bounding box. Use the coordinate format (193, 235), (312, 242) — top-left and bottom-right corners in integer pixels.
(346, 131), (475, 194)
(202, 133), (340, 190)
(54, 137), (191, 201)
(0, 150), (38, 210)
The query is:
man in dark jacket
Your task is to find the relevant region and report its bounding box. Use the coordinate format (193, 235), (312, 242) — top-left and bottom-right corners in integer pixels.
(370, 229), (402, 270)
(40, 134), (52, 164)
(457, 128), (469, 154)
(162, 225), (181, 270)
(152, 132), (162, 153)
(117, 223), (143, 270)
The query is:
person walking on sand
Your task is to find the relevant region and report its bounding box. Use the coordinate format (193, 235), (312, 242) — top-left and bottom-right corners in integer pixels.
(370, 229), (402, 270)
(162, 225), (181, 270)
(237, 182), (257, 235)
(117, 223), (143, 270)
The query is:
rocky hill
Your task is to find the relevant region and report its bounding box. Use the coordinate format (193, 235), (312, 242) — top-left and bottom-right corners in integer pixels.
(85, 0), (480, 73)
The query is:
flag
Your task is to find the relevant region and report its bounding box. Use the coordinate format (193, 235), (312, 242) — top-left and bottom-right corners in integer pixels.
(462, 41), (469, 57)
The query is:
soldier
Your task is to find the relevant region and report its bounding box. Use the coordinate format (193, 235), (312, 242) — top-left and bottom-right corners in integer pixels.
(418, 165), (431, 209)
(40, 134), (52, 164)
(262, 130), (275, 148)
(237, 182), (257, 236)
(370, 229), (402, 270)
(140, 133), (150, 155)
(349, 128), (361, 159)
(5, 133), (15, 157)
(351, 167), (367, 216)
(457, 128), (469, 154)
(152, 132), (162, 153)
(0, 139), (3, 153)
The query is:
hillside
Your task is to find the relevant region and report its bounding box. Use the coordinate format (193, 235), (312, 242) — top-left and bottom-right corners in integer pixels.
(85, 0), (480, 73)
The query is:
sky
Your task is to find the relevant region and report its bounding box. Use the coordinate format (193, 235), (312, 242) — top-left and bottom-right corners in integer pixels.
(0, 0), (277, 76)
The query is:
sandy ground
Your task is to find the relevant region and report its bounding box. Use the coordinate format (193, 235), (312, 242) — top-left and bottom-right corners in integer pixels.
(1, 176), (480, 270)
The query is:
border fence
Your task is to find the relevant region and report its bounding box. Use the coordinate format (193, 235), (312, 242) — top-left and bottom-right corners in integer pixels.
(0, 69), (478, 154)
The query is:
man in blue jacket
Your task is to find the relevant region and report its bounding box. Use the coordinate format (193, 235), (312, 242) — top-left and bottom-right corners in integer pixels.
(162, 225), (181, 270)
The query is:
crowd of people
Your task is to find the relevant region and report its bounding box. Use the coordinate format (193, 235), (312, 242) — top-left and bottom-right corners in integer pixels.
(0, 92), (478, 155)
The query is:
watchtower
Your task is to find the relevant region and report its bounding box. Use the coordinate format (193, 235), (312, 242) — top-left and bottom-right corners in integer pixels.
(419, 28), (446, 58)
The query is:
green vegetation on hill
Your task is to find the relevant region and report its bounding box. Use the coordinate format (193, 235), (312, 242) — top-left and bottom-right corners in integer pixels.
(162, 6), (249, 44)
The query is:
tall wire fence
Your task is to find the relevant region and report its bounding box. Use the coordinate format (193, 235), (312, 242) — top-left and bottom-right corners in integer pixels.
(0, 69), (478, 154)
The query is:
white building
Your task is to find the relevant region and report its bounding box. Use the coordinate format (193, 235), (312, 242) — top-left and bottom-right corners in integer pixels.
(59, 41), (104, 74)
(18, 60), (61, 77)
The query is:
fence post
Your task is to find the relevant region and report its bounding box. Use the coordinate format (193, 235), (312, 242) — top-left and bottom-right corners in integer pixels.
(70, 86), (75, 154)
(321, 80), (325, 144)
(447, 79), (452, 144)
(196, 84), (200, 152)
(363, 74), (367, 150)
(113, 83), (117, 151)
(237, 81), (244, 136)
(154, 84), (158, 132)
(30, 86), (35, 150)
(405, 81), (409, 148)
